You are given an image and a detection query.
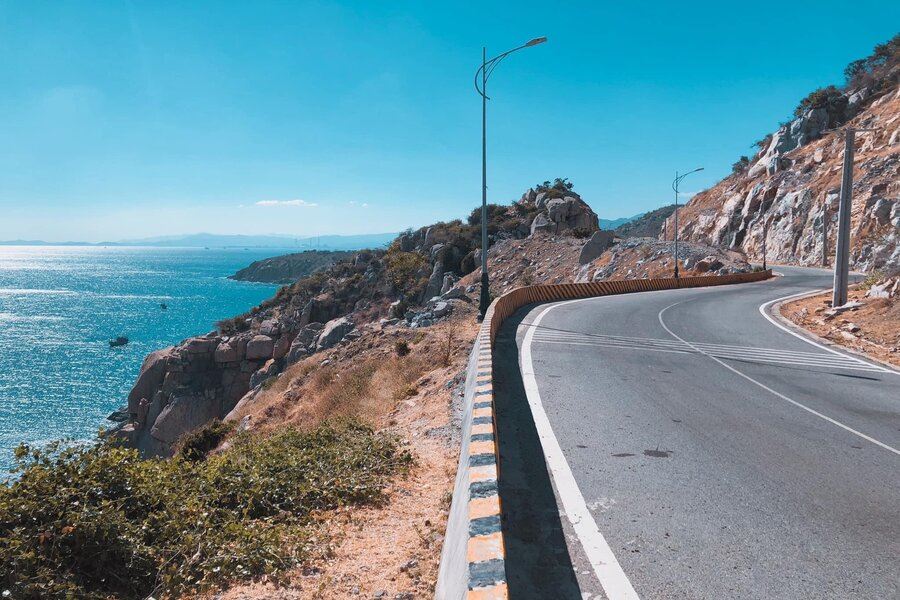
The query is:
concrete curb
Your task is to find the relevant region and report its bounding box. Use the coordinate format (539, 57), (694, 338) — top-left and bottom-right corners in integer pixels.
(435, 270), (771, 599)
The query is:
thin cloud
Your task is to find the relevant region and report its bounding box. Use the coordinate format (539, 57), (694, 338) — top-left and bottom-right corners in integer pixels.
(255, 199), (318, 207)
(348, 201), (369, 208)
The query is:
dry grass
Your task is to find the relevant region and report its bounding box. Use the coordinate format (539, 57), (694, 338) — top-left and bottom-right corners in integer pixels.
(216, 307), (480, 599)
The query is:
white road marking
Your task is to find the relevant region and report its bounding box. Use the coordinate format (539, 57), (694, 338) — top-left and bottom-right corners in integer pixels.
(533, 331), (887, 373)
(658, 300), (900, 457)
(758, 290), (898, 376)
(521, 299), (641, 600)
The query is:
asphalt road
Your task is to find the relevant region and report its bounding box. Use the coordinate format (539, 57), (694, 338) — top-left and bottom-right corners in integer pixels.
(494, 266), (899, 599)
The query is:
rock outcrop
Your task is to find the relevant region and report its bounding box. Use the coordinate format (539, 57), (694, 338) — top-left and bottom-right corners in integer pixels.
(668, 38), (900, 272)
(521, 187), (599, 236)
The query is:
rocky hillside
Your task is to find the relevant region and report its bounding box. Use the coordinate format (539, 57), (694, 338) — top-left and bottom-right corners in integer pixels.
(111, 179), (602, 456)
(230, 250), (355, 284)
(668, 34), (899, 271)
(615, 205), (677, 238)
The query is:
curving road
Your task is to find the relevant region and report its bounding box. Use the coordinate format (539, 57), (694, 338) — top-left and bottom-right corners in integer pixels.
(493, 266), (899, 600)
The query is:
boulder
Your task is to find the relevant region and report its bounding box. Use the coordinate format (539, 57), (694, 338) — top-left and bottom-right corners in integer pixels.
(287, 322), (324, 363)
(245, 335), (275, 360)
(431, 301), (452, 318)
(183, 337), (216, 354)
(150, 394), (220, 446)
(127, 348), (174, 412)
(578, 230), (615, 264)
(441, 286), (468, 301)
(529, 193), (599, 236)
(530, 213), (553, 235)
(214, 341), (240, 363)
(272, 335), (291, 360)
(259, 318), (280, 337)
(440, 273), (459, 294)
(423, 261), (445, 301)
(316, 317), (355, 351)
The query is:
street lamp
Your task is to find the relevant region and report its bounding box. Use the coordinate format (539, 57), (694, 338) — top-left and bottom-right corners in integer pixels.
(671, 167), (703, 278)
(474, 37), (547, 319)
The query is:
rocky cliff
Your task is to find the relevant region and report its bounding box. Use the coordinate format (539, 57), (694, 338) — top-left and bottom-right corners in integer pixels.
(667, 35), (899, 271)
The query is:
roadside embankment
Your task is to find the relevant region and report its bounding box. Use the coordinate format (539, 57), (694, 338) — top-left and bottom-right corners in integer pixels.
(779, 273), (900, 368)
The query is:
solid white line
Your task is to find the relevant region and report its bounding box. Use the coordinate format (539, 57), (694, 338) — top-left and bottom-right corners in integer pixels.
(658, 301), (900, 456)
(521, 300), (641, 600)
(758, 290), (893, 373)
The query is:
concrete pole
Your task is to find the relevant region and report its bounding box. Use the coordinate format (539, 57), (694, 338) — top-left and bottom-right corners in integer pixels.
(822, 204), (829, 268)
(832, 128), (855, 307)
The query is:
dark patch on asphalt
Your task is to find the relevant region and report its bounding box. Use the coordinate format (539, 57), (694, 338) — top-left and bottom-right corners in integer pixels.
(831, 372), (881, 382)
(611, 452), (635, 457)
(643, 448), (673, 458)
(672, 419), (682, 423)
(576, 444), (588, 448)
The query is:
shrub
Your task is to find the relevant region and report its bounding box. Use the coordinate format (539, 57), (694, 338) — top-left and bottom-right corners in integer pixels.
(384, 249), (428, 297)
(731, 156), (751, 173)
(216, 314), (249, 335)
(793, 85), (847, 123)
(394, 340), (411, 357)
(0, 423), (408, 599)
(176, 419), (235, 462)
(571, 226), (594, 239)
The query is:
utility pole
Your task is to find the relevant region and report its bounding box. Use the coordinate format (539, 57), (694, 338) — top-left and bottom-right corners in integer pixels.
(762, 218), (768, 271)
(822, 204), (829, 268)
(832, 128), (856, 307)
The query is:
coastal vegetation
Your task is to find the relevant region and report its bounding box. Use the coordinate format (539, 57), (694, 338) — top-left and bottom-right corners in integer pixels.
(229, 249), (356, 284)
(0, 422), (409, 599)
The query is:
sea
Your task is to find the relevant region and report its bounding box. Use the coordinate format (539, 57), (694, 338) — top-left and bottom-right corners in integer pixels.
(0, 246), (283, 474)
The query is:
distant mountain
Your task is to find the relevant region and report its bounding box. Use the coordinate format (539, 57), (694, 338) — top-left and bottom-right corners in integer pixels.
(599, 216), (636, 230)
(0, 232), (398, 250)
(614, 205), (677, 238)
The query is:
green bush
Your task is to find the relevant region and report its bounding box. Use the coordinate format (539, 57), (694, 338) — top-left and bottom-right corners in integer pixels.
(176, 419), (235, 462)
(793, 85), (847, 120)
(384, 249), (429, 297)
(0, 422), (409, 599)
(731, 156), (751, 173)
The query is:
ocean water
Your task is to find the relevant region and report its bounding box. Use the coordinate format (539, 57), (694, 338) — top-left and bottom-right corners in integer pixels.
(0, 246), (281, 473)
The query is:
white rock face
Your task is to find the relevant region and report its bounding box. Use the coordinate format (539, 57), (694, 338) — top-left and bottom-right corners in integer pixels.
(666, 85), (900, 273)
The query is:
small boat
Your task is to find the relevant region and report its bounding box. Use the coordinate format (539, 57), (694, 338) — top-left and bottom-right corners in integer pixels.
(109, 336), (129, 347)
(160, 303), (168, 310)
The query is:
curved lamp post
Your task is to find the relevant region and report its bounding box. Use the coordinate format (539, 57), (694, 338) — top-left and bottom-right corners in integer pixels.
(474, 37), (547, 319)
(671, 167), (703, 278)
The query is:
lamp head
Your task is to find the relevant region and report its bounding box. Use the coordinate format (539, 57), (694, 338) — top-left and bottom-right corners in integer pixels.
(526, 37), (548, 47)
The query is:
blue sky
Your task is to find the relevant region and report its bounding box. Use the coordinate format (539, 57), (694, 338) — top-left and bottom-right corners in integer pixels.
(0, 1), (897, 242)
